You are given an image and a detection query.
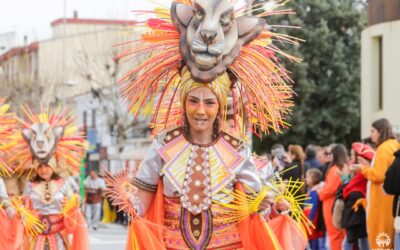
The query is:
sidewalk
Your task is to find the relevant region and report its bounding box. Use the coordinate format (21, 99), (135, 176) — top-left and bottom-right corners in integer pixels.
(89, 223), (128, 250)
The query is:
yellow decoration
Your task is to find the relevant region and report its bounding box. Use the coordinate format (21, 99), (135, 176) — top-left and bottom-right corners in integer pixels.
(11, 197), (44, 236)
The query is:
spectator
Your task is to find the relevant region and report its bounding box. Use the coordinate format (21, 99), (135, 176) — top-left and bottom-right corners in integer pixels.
(304, 145), (321, 173)
(84, 170), (106, 230)
(317, 145), (333, 180)
(383, 142), (400, 249)
(271, 144), (287, 176)
(341, 142), (373, 250)
(304, 168), (326, 250)
(282, 144), (305, 182)
(318, 144), (348, 250)
(355, 118), (399, 249)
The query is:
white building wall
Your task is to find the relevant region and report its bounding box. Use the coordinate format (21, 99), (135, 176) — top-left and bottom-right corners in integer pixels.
(361, 20), (400, 137)
(38, 24), (138, 104)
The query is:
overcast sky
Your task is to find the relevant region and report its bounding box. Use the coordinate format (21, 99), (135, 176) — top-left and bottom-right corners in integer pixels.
(0, 0), (171, 45)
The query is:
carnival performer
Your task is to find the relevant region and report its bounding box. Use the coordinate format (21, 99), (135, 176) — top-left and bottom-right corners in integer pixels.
(105, 0), (308, 249)
(0, 98), (25, 250)
(9, 106), (89, 250)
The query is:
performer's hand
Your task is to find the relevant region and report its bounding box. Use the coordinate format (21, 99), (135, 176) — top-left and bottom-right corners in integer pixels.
(273, 198), (291, 213)
(259, 191), (274, 211)
(128, 191), (143, 217)
(5, 206), (16, 219)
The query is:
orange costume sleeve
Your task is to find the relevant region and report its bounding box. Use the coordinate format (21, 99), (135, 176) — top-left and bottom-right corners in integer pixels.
(126, 182), (166, 250)
(268, 215), (308, 250)
(64, 204), (89, 250)
(0, 207), (24, 250)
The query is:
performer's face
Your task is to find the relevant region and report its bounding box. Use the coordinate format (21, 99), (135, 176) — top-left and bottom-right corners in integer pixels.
(185, 87), (219, 135)
(37, 165), (54, 181)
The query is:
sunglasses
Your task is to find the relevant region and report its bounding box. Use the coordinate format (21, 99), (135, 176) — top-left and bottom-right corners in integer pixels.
(324, 152), (332, 156)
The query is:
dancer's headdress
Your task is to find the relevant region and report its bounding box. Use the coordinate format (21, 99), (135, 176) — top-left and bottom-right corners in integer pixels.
(117, 0), (300, 137)
(0, 98), (16, 176)
(9, 105), (86, 178)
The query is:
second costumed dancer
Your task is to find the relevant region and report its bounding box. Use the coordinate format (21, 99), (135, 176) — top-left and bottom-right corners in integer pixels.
(9, 106), (89, 250)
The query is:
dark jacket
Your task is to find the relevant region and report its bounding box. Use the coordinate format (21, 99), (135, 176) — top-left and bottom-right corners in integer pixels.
(383, 150), (400, 217)
(341, 191), (367, 243)
(304, 157), (321, 173)
(282, 159), (303, 181)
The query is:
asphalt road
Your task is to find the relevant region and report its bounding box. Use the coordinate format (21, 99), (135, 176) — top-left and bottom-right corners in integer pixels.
(89, 223), (128, 250)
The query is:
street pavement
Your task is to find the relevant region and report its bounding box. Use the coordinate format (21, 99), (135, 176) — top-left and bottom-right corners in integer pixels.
(89, 223), (128, 250)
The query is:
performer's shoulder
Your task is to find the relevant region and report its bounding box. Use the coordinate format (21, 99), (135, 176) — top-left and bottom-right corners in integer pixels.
(220, 131), (246, 150)
(155, 126), (183, 145)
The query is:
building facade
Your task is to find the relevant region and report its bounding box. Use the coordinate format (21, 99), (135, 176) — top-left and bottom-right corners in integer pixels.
(0, 17), (151, 174)
(361, 0), (400, 137)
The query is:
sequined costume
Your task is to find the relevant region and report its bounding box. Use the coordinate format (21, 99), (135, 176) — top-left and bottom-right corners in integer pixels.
(133, 128), (266, 249)
(24, 179), (73, 249)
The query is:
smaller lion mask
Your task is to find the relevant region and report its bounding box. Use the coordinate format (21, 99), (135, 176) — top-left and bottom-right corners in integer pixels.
(171, 0), (266, 83)
(22, 123), (64, 164)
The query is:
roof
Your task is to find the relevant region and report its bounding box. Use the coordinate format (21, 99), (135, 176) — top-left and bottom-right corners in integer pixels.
(51, 18), (137, 27)
(0, 42), (38, 63)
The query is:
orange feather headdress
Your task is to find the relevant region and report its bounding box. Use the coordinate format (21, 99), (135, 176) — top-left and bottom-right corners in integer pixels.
(9, 105), (86, 178)
(0, 98), (16, 177)
(117, 0), (301, 137)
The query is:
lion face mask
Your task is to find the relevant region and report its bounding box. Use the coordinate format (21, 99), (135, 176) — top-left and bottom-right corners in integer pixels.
(171, 0), (265, 83)
(22, 123), (64, 164)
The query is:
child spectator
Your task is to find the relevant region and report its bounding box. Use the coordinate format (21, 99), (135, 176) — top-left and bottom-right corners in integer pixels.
(304, 168), (326, 250)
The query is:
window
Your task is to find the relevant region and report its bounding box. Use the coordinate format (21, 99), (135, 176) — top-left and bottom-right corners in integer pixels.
(372, 36), (383, 111)
(378, 36), (383, 110)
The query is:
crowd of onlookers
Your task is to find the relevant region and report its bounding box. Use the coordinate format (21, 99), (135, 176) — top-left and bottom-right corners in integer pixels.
(258, 118), (400, 250)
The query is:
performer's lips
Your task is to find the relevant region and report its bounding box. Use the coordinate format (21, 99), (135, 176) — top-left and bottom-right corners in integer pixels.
(194, 118), (207, 122)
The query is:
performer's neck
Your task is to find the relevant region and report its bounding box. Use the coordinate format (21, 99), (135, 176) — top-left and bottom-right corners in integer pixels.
(188, 129), (214, 146)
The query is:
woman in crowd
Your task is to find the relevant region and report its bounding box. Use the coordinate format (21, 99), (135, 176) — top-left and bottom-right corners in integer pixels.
(341, 142), (373, 250)
(282, 144), (305, 182)
(355, 118), (399, 249)
(318, 144), (349, 250)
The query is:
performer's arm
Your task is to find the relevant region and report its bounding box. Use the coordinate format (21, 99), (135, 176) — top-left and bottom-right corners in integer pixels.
(236, 147), (262, 193)
(130, 140), (163, 216)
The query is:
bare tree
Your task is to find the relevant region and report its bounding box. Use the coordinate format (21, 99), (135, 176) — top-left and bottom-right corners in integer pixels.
(73, 33), (149, 153)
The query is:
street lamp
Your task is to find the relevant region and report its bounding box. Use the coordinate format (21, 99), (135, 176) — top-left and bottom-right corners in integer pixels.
(59, 80), (76, 107)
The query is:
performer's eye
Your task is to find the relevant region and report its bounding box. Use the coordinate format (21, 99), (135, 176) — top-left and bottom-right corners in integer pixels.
(45, 130), (52, 138)
(220, 14), (231, 27)
(206, 100), (217, 106)
(194, 10), (204, 21)
(188, 98), (198, 104)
